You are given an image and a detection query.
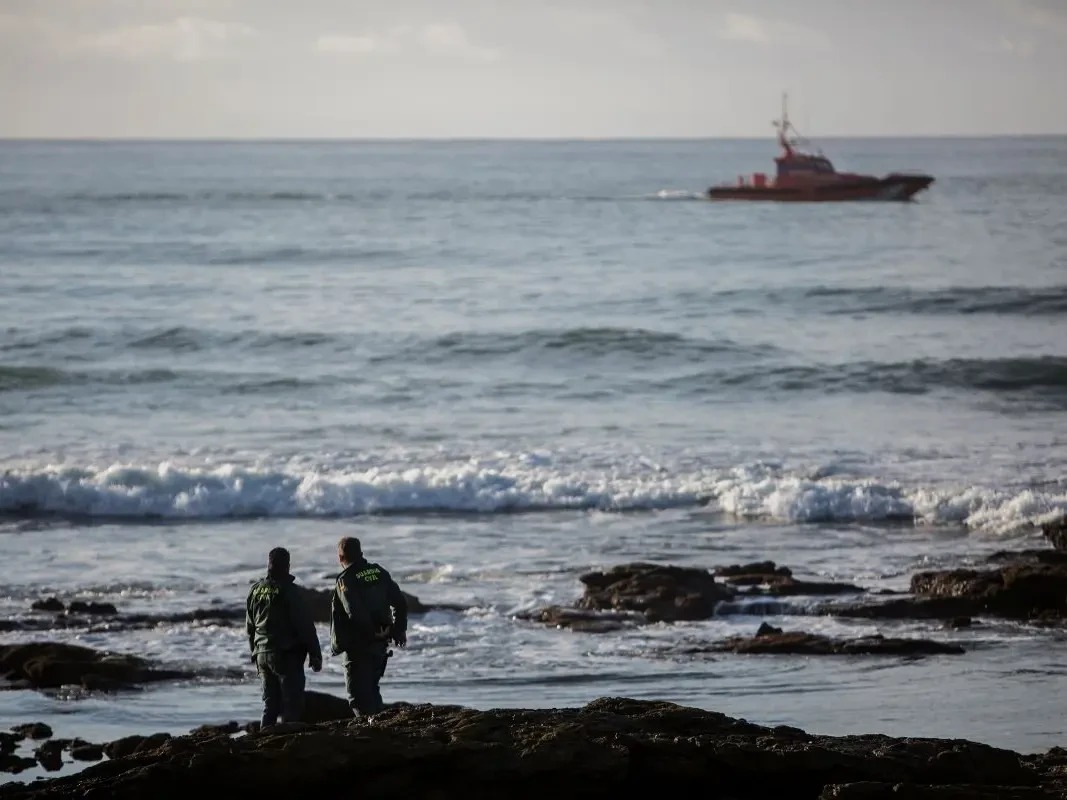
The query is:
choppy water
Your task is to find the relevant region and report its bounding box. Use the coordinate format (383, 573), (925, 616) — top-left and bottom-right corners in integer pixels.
(2, 138), (1066, 775)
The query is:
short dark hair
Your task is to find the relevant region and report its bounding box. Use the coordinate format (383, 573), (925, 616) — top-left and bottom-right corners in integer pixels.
(268, 547), (290, 575)
(338, 537), (362, 563)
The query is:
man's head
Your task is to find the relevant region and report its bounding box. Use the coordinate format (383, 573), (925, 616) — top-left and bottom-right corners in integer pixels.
(267, 547), (290, 578)
(338, 537), (362, 567)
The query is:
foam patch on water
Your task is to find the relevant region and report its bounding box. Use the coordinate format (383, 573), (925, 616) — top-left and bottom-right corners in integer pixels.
(0, 458), (1063, 534)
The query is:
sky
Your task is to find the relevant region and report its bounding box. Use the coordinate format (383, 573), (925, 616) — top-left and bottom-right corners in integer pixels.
(1, 0), (1065, 138)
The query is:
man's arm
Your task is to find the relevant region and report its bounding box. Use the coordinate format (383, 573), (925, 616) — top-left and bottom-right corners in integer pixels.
(288, 588), (322, 669)
(329, 589), (347, 657)
(385, 573), (408, 647)
(245, 589), (257, 660)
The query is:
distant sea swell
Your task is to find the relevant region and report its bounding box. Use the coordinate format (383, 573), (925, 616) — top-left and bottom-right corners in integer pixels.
(3, 346), (1067, 407)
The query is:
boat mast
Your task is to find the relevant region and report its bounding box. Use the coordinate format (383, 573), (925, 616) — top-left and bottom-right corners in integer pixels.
(775, 91), (794, 157)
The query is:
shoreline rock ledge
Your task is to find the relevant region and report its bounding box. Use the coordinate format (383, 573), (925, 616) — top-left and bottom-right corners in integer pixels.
(1, 698), (1063, 800)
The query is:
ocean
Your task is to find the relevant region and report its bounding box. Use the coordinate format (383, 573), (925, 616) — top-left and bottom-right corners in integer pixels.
(1, 137), (1066, 779)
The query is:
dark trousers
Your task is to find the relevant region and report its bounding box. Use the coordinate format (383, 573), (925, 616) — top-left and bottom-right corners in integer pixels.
(343, 643), (389, 717)
(257, 651), (305, 727)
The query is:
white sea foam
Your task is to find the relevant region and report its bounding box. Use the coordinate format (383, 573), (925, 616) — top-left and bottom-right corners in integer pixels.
(1, 456), (1063, 534)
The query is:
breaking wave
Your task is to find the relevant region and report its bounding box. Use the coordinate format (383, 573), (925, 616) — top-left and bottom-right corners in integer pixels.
(1, 459), (1063, 534)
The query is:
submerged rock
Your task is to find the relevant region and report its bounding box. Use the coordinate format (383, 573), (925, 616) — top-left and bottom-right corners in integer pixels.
(828, 596), (982, 621)
(0, 697), (1058, 799)
(693, 630), (965, 657)
(715, 561), (864, 596)
(515, 606), (644, 633)
(0, 754), (36, 775)
(0, 642), (193, 691)
(986, 549), (1067, 566)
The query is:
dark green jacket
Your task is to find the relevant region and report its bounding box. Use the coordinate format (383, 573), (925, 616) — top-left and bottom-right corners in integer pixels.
(330, 559), (408, 656)
(245, 573), (322, 662)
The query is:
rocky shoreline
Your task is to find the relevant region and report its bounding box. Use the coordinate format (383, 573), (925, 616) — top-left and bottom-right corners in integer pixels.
(2, 695), (1065, 799)
(2, 519), (1064, 793)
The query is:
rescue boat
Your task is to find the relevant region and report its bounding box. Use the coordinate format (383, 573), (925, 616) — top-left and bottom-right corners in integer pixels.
(707, 95), (934, 202)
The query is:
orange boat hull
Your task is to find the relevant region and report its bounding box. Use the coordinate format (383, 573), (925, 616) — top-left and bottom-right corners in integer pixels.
(707, 173), (934, 202)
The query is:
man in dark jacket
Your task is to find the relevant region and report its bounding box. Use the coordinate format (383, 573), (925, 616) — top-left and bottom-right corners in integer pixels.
(246, 547), (322, 727)
(330, 536), (407, 716)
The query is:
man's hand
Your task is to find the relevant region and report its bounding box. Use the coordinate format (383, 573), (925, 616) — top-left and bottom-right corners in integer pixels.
(309, 654), (322, 673)
(392, 631), (407, 649)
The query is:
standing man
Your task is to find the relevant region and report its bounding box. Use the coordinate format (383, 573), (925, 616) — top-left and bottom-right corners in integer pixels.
(246, 547), (322, 728)
(330, 536), (408, 717)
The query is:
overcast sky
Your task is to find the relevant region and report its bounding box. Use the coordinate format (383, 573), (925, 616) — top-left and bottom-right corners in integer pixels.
(2, 0), (1064, 138)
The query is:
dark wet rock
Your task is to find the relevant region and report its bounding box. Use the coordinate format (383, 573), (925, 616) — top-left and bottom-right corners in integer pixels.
(189, 721), (240, 737)
(103, 733), (172, 761)
(576, 563), (734, 622)
(694, 631), (965, 657)
(1043, 518), (1067, 552)
(244, 721), (260, 734)
(33, 741), (64, 771)
(715, 560), (793, 578)
(820, 784), (1059, 799)
(515, 605), (644, 633)
(11, 723), (52, 740)
(756, 622), (783, 636)
(0, 697), (1056, 799)
(69, 741), (103, 762)
(17, 602), (248, 635)
(828, 561), (1067, 624)
(765, 577), (866, 596)
(0, 733), (17, 757)
(302, 690), (352, 724)
(0, 642), (193, 691)
(910, 563), (1067, 621)
(525, 561), (863, 630)
(30, 598), (64, 613)
(947, 617), (973, 629)
(67, 601), (118, 616)
(0, 754), (36, 775)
